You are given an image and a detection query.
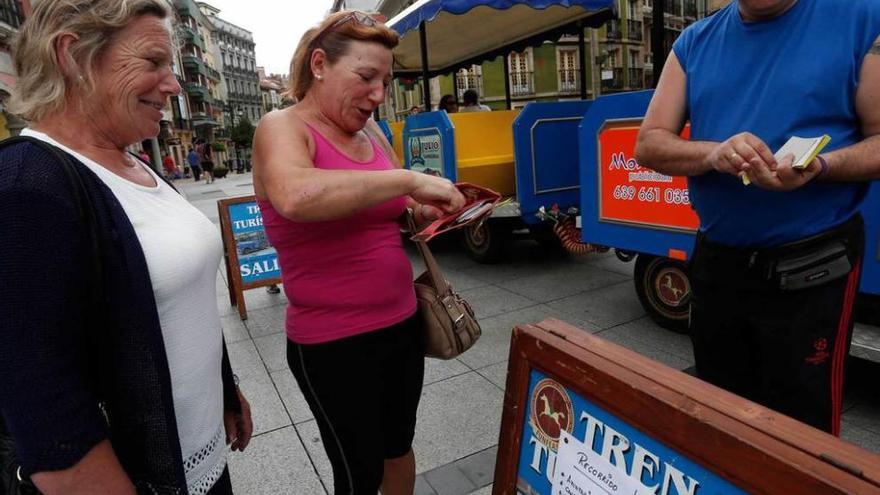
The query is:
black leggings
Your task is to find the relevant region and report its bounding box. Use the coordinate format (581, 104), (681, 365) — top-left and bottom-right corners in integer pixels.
(206, 467), (233, 494)
(287, 314), (425, 494)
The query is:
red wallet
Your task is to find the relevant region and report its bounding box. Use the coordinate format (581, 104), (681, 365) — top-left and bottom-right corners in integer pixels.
(411, 183), (502, 242)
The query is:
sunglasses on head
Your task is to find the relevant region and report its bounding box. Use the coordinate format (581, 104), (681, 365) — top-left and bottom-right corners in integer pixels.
(312, 11), (377, 47)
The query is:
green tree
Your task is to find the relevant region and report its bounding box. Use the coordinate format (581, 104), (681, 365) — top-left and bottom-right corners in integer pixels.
(230, 116), (255, 150)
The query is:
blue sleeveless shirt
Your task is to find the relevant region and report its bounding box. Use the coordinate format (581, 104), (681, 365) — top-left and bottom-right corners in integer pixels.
(673, 0), (880, 247)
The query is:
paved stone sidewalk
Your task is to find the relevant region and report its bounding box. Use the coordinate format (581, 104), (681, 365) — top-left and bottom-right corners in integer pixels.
(177, 172), (880, 494)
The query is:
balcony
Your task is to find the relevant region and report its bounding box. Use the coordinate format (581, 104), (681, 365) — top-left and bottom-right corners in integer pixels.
(180, 26), (205, 52)
(558, 69), (580, 95)
(191, 112), (218, 127)
(605, 21), (622, 40)
(626, 20), (643, 41)
(628, 68), (645, 88)
(207, 66), (221, 82)
(0, 0), (25, 30)
(509, 71), (534, 97)
(601, 68), (625, 91)
(183, 56), (208, 78)
(185, 82), (212, 103)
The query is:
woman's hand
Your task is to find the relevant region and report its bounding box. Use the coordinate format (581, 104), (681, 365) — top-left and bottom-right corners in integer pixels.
(410, 173), (466, 214)
(224, 388), (253, 452)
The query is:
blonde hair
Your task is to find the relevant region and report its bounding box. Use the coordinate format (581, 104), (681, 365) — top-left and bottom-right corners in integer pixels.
(8, 0), (173, 122)
(284, 11), (399, 102)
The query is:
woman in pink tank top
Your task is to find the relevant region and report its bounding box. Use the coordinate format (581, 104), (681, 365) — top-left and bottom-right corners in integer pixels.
(251, 11), (465, 495)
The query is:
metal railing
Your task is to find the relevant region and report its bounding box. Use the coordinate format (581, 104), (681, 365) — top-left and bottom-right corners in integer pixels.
(605, 20), (622, 40)
(626, 20), (643, 41)
(509, 71), (534, 97)
(628, 68), (645, 88)
(558, 69), (580, 95)
(601, 68), (625, 91)
(0, 0), (24, 29)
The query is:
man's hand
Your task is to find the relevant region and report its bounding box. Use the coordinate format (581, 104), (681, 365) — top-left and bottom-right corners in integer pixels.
(705, 132), (777, 177)
(740, 153), (821, 191)
(224, 388), (253, 452)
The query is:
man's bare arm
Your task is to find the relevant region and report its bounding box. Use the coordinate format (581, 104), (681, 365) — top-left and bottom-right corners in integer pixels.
(635, 53), (716, 176)
(820, 35), (880, 181)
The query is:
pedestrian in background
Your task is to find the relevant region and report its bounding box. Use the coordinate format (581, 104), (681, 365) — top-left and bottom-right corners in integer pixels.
(0, 1), (252, 493)
(162, 150), (178, 179)
(437, 94), (458, 114)
(635, 0), (880, 434)
(458, 89), (490, 112)
(253, 10), (465, 494)
(188, 145), (202, 181)
(199, 138), (215, 184)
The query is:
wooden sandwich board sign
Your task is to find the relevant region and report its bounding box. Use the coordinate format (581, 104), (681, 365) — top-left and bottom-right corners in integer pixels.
(493, 319), (880, 495)
(217, 195), (282, 320)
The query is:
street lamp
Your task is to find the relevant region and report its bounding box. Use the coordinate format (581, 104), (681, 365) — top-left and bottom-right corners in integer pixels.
(234, 108), (244, 173)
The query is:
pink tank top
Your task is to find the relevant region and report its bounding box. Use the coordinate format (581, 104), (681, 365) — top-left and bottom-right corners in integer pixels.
(258, 124), (416, 344)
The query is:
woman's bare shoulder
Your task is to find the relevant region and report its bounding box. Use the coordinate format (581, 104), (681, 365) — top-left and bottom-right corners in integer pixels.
(255, 107), (314, 150)
(257, 107), (307, 135)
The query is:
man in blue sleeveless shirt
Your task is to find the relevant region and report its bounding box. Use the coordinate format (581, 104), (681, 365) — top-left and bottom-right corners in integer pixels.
(635, 0), (880, 435)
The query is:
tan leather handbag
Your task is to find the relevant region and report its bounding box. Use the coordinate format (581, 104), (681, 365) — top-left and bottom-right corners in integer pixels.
(407, 210), (481, 359)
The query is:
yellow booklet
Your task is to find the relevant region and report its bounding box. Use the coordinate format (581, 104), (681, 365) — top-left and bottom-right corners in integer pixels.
(742, 134), (830, 185)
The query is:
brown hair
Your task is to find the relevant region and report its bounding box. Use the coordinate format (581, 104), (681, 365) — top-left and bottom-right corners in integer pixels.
(284, 11), (399, 102)
(8, 0), (173, 122)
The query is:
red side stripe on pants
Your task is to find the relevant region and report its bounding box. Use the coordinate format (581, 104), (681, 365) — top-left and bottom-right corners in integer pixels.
(831, 259), (861, 436)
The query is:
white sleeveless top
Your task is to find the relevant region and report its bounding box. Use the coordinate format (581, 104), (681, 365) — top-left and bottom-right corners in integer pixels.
(22, 129), (227, 494)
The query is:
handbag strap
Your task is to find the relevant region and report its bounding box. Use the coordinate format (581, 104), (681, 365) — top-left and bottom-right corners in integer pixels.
(0, 136), (104, 316)
(406, 209), (451, 294)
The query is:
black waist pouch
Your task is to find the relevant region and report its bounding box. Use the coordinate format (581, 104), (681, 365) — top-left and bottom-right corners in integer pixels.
(768, 215), (863, 291)
(772, 240), (852, 290)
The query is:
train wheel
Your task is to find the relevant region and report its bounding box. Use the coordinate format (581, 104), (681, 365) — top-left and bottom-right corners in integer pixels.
(463, 221), (505, 264)
(634, 254), (691, 334)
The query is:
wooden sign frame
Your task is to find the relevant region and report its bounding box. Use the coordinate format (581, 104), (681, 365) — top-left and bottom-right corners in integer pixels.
(493, 318), (880, 494)
(217, 195), (282, 320)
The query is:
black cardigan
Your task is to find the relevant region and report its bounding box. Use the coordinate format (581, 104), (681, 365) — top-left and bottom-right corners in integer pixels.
(0, 140), (239, 493)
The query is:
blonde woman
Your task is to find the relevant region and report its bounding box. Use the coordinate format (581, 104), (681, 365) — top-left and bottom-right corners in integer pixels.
(0, 1), (251, 493)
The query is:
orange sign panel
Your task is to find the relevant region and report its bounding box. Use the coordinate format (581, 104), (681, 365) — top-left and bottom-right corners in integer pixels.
(598, 123), (699, 231)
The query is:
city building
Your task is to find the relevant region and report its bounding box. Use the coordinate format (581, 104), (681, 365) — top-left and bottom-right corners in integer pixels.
(258, 67), (284, 115)
(202, 7), (262, 127)
(0, 0), (31, 139)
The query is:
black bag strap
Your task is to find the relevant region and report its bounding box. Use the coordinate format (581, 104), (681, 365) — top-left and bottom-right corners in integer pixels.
(0, 136), (104, 313)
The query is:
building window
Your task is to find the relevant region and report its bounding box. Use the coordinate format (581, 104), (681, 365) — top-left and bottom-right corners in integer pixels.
(557, 48), (579, 95)
(627, 0), (638, 18)
(455, 65), (483, 99)
(508, 49), (534, 97)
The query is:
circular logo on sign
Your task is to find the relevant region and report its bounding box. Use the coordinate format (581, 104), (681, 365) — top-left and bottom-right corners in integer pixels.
(529, 378), (574, 450)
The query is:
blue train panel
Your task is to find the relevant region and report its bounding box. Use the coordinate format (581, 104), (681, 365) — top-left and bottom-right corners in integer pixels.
(578, 91), (697, 259)
(514, 100), (592, 226)
(377, 120), (393, 147)
(860, 183), (880, 295)
(402, 111), (458, 180)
